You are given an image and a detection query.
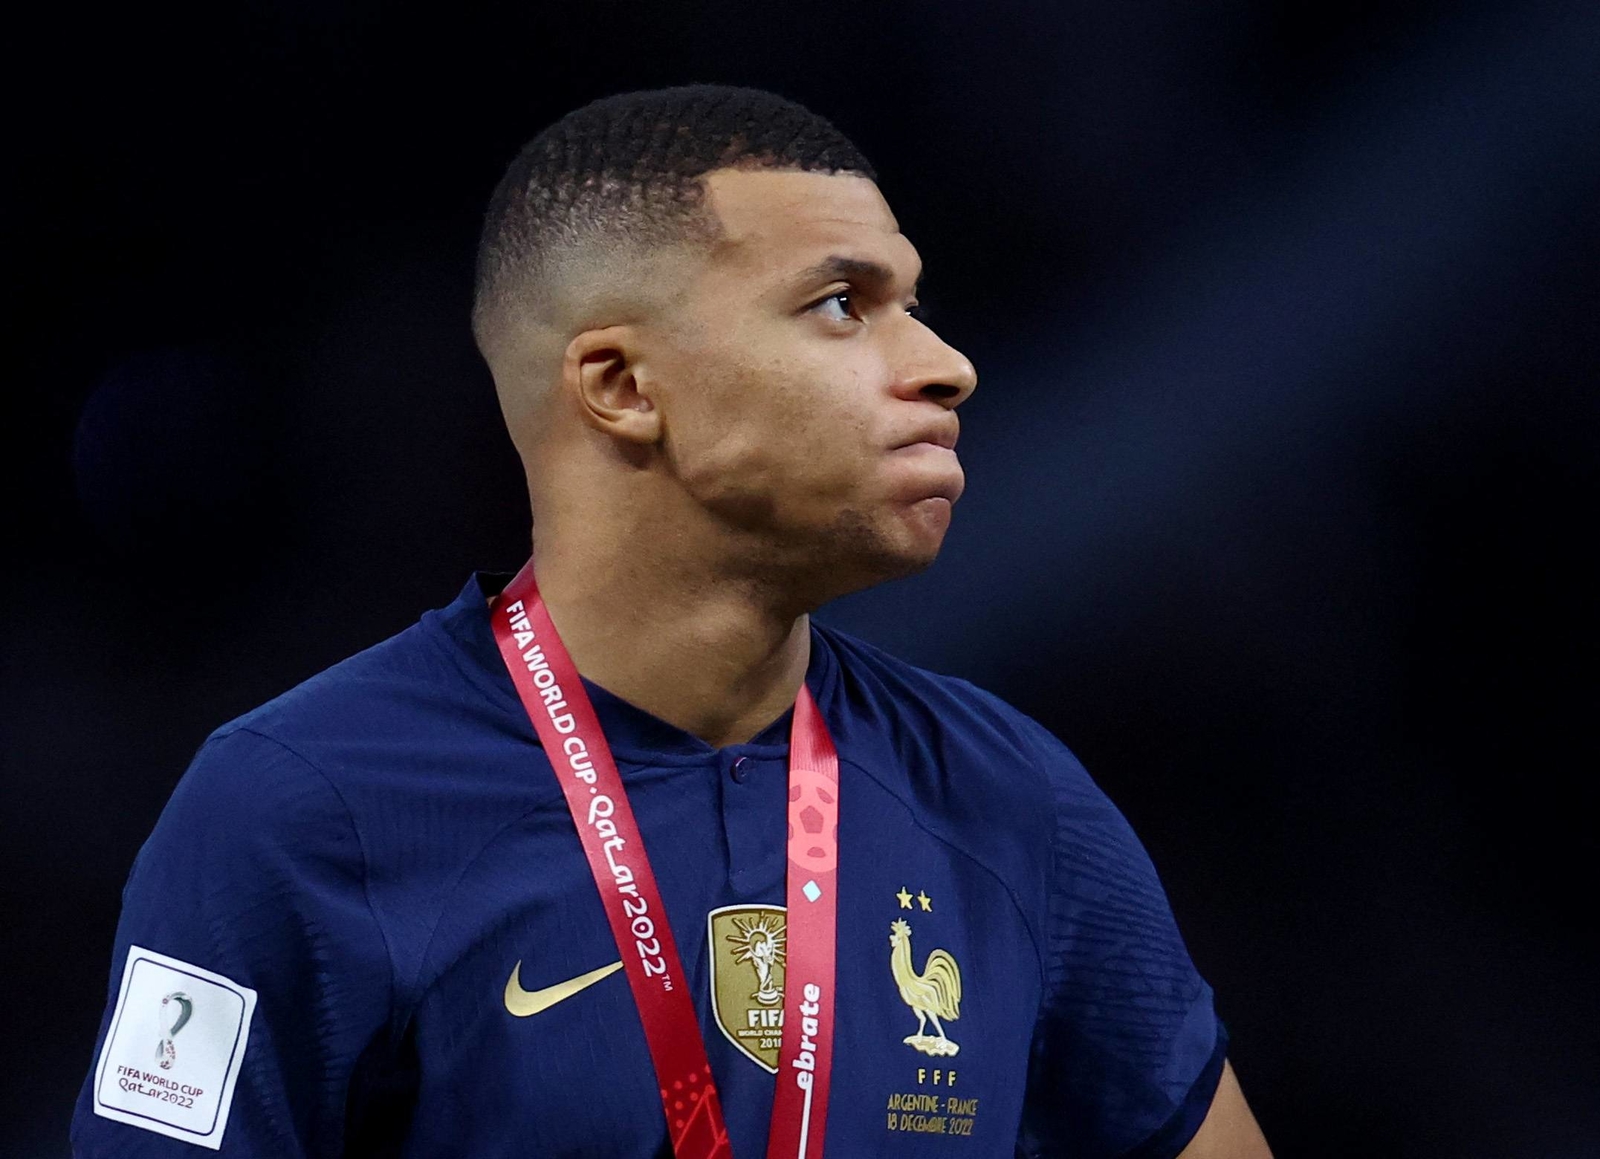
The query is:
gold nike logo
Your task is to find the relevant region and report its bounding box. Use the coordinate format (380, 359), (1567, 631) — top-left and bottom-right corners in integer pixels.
(503, 959), (624, 1017)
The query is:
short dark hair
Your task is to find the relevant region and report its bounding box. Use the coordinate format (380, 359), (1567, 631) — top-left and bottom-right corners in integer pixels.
(472, 84), (876, 356)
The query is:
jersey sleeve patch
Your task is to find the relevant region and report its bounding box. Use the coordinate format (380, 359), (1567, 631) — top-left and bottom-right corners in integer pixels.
(92, 945), (258, 1150)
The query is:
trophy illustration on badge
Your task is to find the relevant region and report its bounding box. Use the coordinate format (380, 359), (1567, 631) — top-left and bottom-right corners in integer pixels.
(726, 912), (787, 1006)
(156, 991), (193, 1070)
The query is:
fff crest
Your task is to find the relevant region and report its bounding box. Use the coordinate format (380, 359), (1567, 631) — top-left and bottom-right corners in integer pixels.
(707, 903), (788, 1072)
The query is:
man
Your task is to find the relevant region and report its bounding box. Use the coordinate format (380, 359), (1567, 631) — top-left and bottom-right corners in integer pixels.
(73, 85), (1270, 1157)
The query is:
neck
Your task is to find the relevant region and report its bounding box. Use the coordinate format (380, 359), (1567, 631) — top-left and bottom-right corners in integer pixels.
(524, 519), (812, 749)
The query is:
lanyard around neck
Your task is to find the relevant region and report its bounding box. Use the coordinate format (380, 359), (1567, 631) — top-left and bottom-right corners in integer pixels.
(490, 562), (838, 1159)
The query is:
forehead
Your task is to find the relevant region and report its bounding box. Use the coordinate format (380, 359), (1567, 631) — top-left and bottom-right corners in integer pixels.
(699, 168), (919, 285)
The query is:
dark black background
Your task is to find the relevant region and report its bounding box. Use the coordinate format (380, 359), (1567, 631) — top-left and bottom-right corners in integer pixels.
(5, 2), (1597, 1155)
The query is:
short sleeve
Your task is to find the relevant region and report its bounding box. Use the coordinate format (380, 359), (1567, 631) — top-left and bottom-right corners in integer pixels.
(1014, 722), (1227, 1159)
(71, 727), (394, 1157)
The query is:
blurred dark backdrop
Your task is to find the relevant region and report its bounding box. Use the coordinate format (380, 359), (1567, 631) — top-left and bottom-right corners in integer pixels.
(4, 2), (1597, 1155)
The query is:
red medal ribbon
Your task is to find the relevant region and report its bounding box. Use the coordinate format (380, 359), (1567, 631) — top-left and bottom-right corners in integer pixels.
(491, 561), (837, 1159)
(769, 686), (838, 1159)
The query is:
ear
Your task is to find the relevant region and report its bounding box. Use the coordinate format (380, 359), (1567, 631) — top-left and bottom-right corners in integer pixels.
(561, 325), (663, 446)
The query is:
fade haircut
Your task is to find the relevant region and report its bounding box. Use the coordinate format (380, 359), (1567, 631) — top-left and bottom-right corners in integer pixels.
(471, 84), (876, 362)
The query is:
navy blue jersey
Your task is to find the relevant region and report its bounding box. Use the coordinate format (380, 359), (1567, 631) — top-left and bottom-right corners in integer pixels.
(73, 573), (1225, 1157)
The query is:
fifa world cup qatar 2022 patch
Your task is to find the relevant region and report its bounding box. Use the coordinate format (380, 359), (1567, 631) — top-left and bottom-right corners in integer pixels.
(92, 945), (258, 1149)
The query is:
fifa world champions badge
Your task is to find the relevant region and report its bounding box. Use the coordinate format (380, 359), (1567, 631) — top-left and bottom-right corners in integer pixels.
(708, 904), (790, 1072)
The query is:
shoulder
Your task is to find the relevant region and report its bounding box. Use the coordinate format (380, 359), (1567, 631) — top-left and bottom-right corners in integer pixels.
(223, 615), (467, 763)
(139, 724), (363, 901)
(185, 597), (528, 811)
(815, 619), (1183, 928)
(143, 623), (419, 828)
(814, 621), (1100, 803)
(161, 592), (545, 855)
(143, 605), (513, 891)
(124, 586), (546, 1015)
(815, 624), (1121, 942)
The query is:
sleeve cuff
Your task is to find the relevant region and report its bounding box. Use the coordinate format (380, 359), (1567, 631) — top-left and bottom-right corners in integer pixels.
(1119, 1020), (1230, 1159)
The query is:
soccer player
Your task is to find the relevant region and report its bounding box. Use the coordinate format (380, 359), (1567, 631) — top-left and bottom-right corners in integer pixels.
(73, 86), (1270, 1157)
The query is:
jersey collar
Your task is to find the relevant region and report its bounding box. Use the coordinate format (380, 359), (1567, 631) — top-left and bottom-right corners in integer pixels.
(431, 570), (841, 762)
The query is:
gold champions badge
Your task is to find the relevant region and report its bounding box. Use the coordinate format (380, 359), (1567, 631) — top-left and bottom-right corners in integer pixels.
(708, 904), (788, 1072)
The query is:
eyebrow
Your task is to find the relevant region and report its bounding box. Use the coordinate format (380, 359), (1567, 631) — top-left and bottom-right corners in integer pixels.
(793, 254), (923, 297)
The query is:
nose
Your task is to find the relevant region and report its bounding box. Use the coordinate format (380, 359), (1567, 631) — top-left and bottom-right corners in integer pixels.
(892, 321), (978, 410)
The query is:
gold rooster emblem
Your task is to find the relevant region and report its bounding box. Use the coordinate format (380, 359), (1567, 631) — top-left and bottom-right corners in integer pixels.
(888, 918), (962, 1057)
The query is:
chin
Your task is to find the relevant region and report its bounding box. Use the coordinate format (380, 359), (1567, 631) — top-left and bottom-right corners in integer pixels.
(798, 502), (943, 602)
(884, 457), (963, 552)
(889, 498), (953, 572)
(902, 494), (954, 541)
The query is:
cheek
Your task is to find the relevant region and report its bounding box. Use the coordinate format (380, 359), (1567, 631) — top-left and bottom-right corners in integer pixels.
(664, 365), (791, 504)
(760, 369), (877, 497)
(686, 359), (862, 480)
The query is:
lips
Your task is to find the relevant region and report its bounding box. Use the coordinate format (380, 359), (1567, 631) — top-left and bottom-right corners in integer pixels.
(888, 442), (964, 503)
(892, 420), (960, 452)
(915, 471), (965, 503)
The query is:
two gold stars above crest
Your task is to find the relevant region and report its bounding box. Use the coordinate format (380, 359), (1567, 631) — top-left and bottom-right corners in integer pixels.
(895, 886), (933, 912)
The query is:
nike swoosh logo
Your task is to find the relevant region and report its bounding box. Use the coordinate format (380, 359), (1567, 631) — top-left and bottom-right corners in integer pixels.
(504, 959), (624, 1017)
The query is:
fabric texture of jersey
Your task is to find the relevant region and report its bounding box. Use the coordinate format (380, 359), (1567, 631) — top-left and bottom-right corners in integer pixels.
(73, 572), (1226, 1157)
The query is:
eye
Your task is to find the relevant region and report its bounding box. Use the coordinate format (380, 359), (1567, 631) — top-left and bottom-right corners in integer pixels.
(906, 300), (929, 322)
(811, 291), (856, 323)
